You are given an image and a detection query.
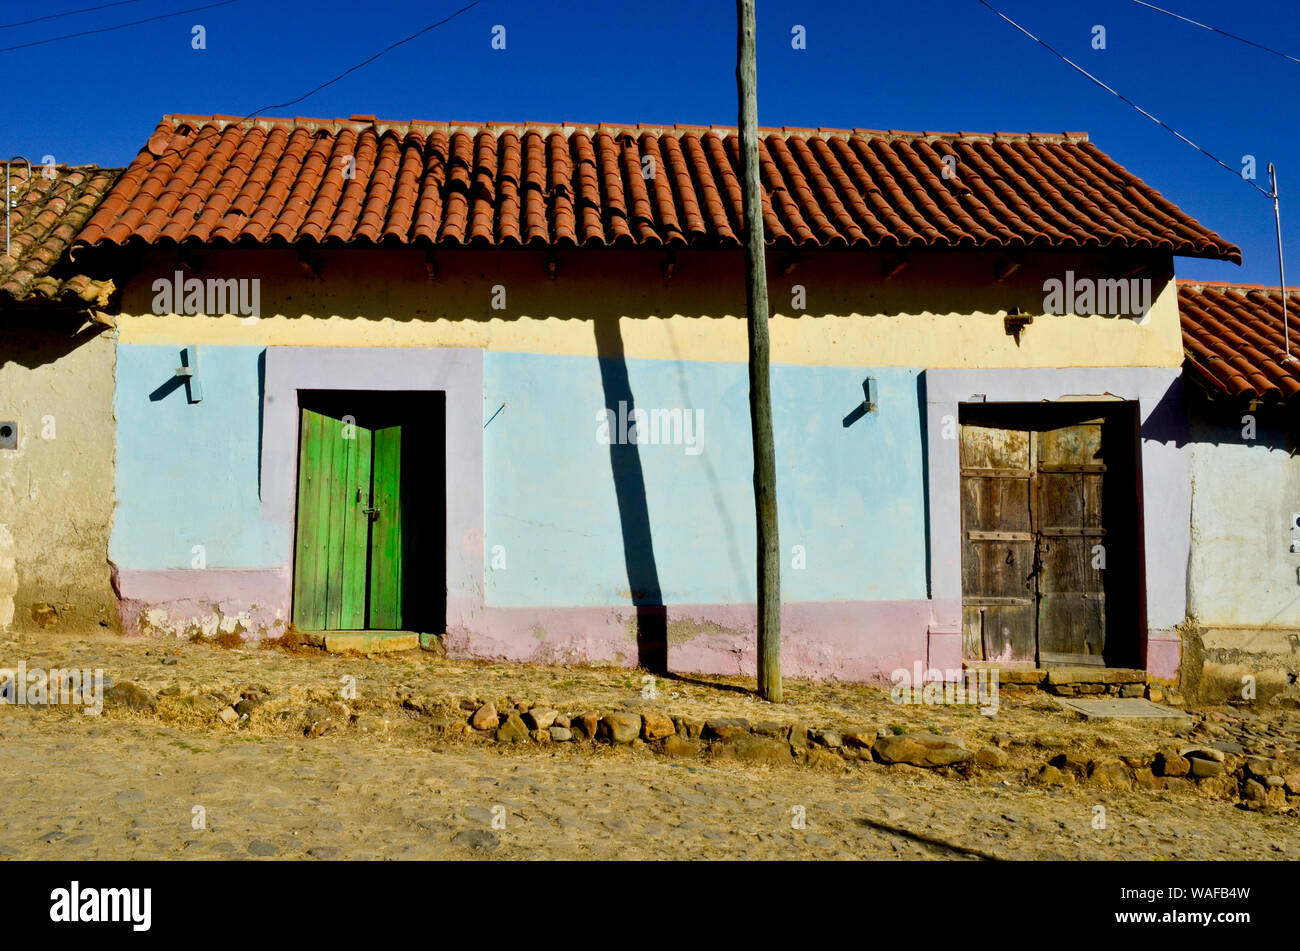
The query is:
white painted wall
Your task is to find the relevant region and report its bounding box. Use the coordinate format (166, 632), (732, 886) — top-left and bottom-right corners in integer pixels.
(1188, 412), (1300, 656)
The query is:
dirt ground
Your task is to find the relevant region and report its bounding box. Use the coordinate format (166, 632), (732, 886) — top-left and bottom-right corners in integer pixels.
(1, 630), (1297, 860)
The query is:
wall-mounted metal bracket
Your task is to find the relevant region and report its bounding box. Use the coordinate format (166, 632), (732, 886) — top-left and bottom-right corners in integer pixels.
(175, 345), (203, 403)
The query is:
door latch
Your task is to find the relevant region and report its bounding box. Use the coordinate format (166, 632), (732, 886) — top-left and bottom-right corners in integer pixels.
(356, 487), (380, 521)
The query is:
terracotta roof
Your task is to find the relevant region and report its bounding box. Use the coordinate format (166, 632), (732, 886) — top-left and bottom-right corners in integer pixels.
(75, 114), (1240, 261)
(1178, 280), (1300, 400)
(1, 162), (120, 307)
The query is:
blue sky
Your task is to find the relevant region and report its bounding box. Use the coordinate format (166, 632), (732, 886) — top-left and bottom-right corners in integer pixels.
(5, 0), (1298, 282)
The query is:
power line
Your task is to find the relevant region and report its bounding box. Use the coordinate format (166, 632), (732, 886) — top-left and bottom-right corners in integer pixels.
(976, 0), (1271, 199)
(122, 0), (486, 172)
(1129, 0), (1300, 67)
(0, 0), (237, 52)
(1, 0), (146, 30)
(243, 0), (483, 115)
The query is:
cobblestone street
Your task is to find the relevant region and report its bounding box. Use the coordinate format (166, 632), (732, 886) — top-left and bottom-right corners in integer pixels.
(2, 703), (1297, 861)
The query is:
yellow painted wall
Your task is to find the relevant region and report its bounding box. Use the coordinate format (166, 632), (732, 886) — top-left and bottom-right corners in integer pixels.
(114, 247), (1182, 368)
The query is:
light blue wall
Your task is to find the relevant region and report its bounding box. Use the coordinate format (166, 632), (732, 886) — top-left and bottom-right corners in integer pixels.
(483, 353), (926, 606)
(112, 344), (283, 569)
(113, 343), (929, 605)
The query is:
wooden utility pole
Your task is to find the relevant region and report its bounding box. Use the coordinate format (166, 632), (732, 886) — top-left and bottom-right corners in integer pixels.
(736, 0), (782, 702)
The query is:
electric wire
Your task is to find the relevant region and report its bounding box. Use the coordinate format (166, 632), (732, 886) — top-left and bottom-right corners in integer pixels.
(976, 0), (1272, 199)
(0, 0), (237, 53)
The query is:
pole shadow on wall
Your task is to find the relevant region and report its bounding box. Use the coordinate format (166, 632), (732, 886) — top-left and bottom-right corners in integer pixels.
(593, 317), (668, 674)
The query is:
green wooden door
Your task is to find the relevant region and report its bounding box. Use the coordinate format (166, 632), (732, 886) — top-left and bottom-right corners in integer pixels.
(293, 409), (372, 630)
(293, 407), (408, 631)
(368, 425), (404, 629)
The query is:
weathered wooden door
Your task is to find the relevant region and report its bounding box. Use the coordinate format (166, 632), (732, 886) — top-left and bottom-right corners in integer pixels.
(960, 409), (1116, 666)
(367, 425), (404, 629)
(292, 409), (404, 631)
(1034, 419), (1106, 665)
(960, 423), (1037, 663)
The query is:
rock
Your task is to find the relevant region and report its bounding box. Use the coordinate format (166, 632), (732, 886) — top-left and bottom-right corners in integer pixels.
(843, 729), (876, 750)
(451, 829), (500, 854)
(495, 713), (530, 744)
(1244, 779), (1268, 809)
(530, 729), (551, 743)
(641, 712), (675, 741)
(1048, 752), (1090, 775)
(974, 746), (1008, 768)
(660, 735), (702, 758)
(515, 699), (532, 714)
(702, 717), (751, 740)
(1189, 757), (1225, 779)
(327, 700), (351, 720)
(1119, 684), (1144, 698)
(1033, 732), (1068, 749)
(1164, 689), (1186, 706)
(1087, 760), (1133, 789)
(800, 748), (844, 771)
(1284, 773), (1300, 795)
(572, 712), (601, 739)
(752, 721), (785, 737)
(525, 707), (557, 731)
(710, 733), (792, 767)
(232, 697), (261, 717)
(247, 840), (279, 856)
(1196, 774), (1235, 797)
(217, 706), (239, 725)
(810, 729), (843, 749)
(1155, 750), (1191, 777)
(1182, 746), (1226, 763)
(787, 724), (808, 748)
(1146, 685), (1165, 703)
(549, 726), (572, 742)
(104, 681), (156, 712)
(1035, 765), (1072, 786)
(470, 703), (499, 731)
(1264, 774), (1285, 788)
(305, 718), (338, 738)
(1244, 756), (1276, 778)
(353, 714), (388, 733)
(1133, 768), (1165, 790)
(598, 713), (642, 744)
(1120, 752), (1155, 769)
(553, 714), (570, 729)
(1206, 740), (1245, 755)
(874, 733), (972, 767)
(671, 716), (705, 739)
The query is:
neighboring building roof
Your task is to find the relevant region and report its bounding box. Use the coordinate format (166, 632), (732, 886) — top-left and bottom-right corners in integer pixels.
(1, 161), (121, 308)
(75, 114), (1240, 261)
(1178, 280), (1300, 401)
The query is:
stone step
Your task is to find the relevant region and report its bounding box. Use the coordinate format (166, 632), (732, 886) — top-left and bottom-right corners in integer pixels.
(1054, 696), (1194, 731)
(1044, 666), (1146, 685)
(320, 631), (421, 654)
(963, 662), (1046, 685)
